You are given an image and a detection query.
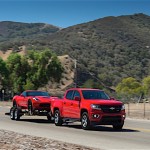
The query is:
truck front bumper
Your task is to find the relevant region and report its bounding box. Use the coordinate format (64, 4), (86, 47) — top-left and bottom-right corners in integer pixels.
(90, 111), (125, 125)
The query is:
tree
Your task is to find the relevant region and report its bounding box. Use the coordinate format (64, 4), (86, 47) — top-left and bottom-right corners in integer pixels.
(0, 57), (8, 77)
(23, 79), (35, 90)
(47, 55), (63, 82)
(6, 53), (30, 93)
(0, 57), (9, 90)
(27, 49), (63, 88)
(4, 49), (63, 93)
(142, 76), (150, 97)
(116, 77), (143, 102)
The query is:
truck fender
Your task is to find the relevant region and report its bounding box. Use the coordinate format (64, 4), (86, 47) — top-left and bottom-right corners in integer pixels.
(51, 100), (63, 116)
(80, 108), (89, 118)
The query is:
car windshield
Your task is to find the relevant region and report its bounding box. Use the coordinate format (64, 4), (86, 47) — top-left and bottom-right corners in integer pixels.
(82, 90), (110, 100)
(27, 91), (49, 97)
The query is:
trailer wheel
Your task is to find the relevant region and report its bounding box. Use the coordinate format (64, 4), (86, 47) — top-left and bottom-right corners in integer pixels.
(10, 107), (15, 120)
(28, 101), (33, 115)
(14, 108), (21, 120)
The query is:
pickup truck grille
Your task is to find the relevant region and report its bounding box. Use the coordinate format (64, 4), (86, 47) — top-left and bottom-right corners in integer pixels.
(39, 103), (50, 108)
(101, 116), (122, 124)
(101, 105), (122, 113)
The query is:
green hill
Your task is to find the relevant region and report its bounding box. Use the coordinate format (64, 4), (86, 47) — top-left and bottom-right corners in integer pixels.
(0, 21), (60, 51)
(0, 13), (150, 88)
(46, 13), (150, 87)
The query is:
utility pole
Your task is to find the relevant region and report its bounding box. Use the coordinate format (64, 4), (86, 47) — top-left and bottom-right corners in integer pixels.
(74, 59), (77, 88)
(2, 89), (4, 101)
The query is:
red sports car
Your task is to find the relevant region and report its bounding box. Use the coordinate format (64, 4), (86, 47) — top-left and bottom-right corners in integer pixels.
(12, 90), (51, 116)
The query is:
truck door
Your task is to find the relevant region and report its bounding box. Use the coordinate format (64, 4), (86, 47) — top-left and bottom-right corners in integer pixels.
(71, 90), (80, 119)
(62, 90), (74, 118)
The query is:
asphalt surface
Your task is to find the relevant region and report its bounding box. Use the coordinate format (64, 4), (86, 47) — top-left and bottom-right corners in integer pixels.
(0, 106), (150, 150)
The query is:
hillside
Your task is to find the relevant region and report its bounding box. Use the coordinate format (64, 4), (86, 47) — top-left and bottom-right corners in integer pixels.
(0, 13), (150, 88)
(0, 21), (60, 51)
(46, 13), (150, 87)
(0, 49), (75, 95)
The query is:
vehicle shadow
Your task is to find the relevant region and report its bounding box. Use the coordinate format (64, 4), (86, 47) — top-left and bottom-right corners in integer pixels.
(63, 124), (139, 132)
(6, 112), (139, 132)
(5, 112), (10, 115)
(18, 118), (54, 124)
(6, 112), (54, 124)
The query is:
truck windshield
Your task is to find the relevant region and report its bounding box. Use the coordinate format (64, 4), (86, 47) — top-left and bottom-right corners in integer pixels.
(27, 91), (49, 97)
(82, 90), (110, 100)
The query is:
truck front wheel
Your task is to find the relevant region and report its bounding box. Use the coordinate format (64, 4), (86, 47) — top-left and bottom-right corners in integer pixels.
(81, 112), (91, 130)
(54, 110), (63, 126)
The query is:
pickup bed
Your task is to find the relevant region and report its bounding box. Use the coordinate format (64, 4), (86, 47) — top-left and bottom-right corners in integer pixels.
(51, 88), (126, 130)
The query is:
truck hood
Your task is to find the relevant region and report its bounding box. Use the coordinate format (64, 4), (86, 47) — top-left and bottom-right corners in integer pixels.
(85, 99), (123, 106)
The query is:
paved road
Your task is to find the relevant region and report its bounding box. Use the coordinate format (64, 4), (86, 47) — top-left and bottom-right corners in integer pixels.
(0, 106), (150, 150)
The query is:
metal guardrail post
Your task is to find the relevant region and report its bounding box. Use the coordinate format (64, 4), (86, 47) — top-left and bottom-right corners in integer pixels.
(128, 103), (130, 117)
(144, 101), (146, 118)
(2, 89), (4, 101)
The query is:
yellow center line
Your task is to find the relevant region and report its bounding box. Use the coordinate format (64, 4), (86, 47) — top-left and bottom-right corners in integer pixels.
(125, 127), (150, 132)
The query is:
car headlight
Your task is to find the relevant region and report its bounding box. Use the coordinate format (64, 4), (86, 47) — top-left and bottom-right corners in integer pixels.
(33, 97), (39, 101)
(121, 104), (125, 110)
(91, 104), (101, 110)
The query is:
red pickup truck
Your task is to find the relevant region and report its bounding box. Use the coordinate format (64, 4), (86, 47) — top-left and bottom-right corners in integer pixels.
(51, 88), (126, 130)
(10, 90), (52, 120)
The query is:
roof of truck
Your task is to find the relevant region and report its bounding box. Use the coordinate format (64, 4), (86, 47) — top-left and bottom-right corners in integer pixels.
(66, 88), (103, 91)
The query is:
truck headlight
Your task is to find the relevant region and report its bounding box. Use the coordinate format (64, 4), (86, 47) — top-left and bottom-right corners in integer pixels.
(91, 104), (101, 110)
(121, 104), (125, 110)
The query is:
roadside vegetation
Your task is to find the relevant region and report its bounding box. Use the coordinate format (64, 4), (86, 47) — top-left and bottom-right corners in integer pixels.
(116, 77), (150, 103)
(81, 76), (150, 103)
(0, 49), (63, 93)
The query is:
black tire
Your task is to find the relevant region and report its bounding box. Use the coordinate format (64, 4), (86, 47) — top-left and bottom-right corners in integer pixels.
(13, 101), (17, 108)
(10, 107), (15, 120)
(28, 101), (33, 115)
(14, 108), (21, 120)
(47, 112), (53, 122)
(113, 123), (124, 130)
(81, 112), (91, 130)
(54, 110), (63, 126)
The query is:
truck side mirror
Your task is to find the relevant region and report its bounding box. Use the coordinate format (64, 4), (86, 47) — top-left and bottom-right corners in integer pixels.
(110, 97), (115, 100)
(74, 96), (81, 101)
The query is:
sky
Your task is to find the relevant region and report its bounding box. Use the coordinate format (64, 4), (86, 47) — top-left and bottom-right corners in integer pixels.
(0, 0), (150, 28)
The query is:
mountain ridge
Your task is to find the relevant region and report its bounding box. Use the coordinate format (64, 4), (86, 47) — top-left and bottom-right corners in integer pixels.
(0, 13), (150, 88)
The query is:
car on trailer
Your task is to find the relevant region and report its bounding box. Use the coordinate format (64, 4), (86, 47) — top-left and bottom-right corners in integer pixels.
(10, 90), (53, 121)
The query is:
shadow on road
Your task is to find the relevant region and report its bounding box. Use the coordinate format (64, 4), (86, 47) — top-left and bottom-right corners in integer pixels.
(5, 112), (10, 115)
(5, 112), (53, 124)
(5, 112), (139, 132)
(18, 119), (54, 124)
(63, 124), (139, 132)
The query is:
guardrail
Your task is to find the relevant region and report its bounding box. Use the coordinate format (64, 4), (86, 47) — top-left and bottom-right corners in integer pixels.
(125, 103), (150, 120)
